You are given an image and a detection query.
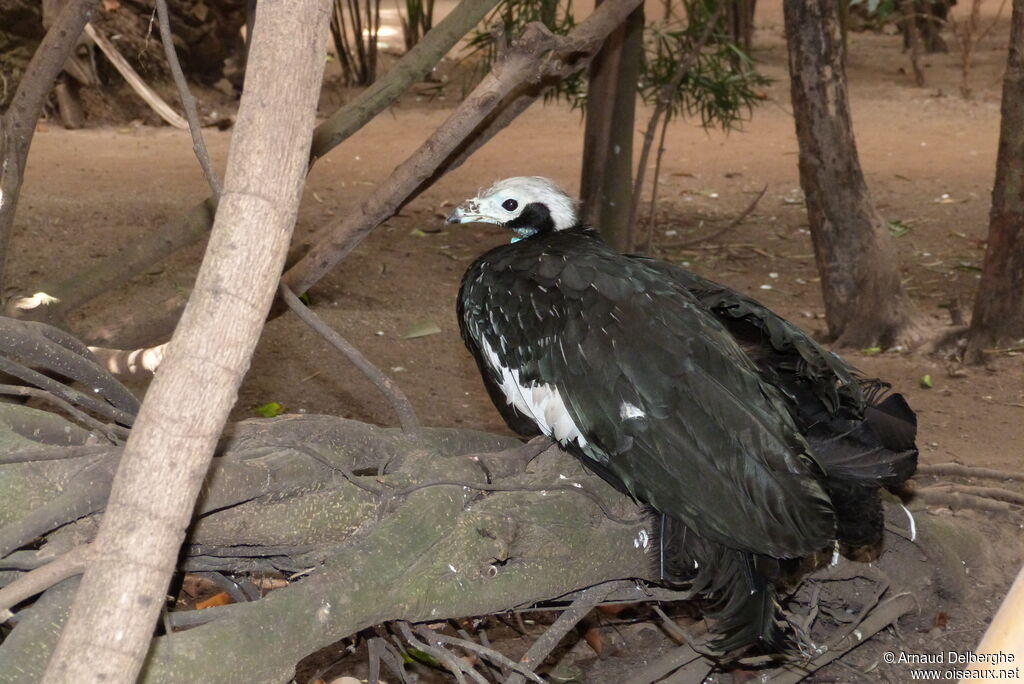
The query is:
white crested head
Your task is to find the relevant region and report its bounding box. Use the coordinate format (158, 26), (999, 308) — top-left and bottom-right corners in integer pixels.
(446, 176), (579, 238)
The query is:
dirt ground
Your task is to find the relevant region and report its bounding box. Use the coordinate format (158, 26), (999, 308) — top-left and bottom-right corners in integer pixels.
(7, 0), (1024, 681)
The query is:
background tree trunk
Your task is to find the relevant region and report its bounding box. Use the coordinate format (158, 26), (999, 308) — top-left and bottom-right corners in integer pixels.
(40, 1), (332, 681)
(965, 0), (1024, 362)
(783, 0), (920, 348)
(579, 1), (644, 252)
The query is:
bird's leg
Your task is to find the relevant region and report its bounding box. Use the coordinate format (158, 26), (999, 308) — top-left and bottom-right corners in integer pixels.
(470, 435), (554, 481)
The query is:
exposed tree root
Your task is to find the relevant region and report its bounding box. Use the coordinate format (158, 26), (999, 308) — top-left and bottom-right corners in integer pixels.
(918, 462), (1024, 482)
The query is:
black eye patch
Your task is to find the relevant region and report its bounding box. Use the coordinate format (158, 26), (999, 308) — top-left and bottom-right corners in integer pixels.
(502, 198), (519, 211)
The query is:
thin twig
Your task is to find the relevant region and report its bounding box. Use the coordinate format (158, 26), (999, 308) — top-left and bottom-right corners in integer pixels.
(656, 185), (768, 250)
(397, 621), (483, 684)
(0, 544), (90, 620)
(155, 0), (222, 198)
(415, 625), (546, 683)
(84, 23), (187, 128)
(627, 3), (725, 245)
(505, 580), (631, 684)
(279, 283), (420, 432)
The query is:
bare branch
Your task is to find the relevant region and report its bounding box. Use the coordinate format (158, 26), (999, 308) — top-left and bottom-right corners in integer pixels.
(155, 0), (222, 197)
(83, 23), (187, 128)
(279, 283), (419, 431)
(19, 0), (501, 325)
(284, 0), (645, 295)
(505, 580), (632, 684)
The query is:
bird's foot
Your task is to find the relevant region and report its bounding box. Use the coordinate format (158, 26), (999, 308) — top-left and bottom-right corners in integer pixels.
(471, 435), (554, 480)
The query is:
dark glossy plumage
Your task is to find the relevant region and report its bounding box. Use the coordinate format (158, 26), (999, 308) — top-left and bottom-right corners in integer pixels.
(454, 185), (917, 657)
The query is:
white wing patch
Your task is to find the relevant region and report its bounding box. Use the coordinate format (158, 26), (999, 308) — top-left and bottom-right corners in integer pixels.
(479, 338), (587, 447)
(619, 401), (645, 420)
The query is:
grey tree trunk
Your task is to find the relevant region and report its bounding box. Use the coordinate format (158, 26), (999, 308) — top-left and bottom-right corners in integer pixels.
(783, 0), (919, 348)
(965, 0), (1024, 361)
(579, 1), (644, 252)
(41, 1), (332, 681)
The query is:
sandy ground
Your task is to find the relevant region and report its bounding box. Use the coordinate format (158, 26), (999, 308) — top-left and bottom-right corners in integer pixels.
(7, 0), (1024, 680)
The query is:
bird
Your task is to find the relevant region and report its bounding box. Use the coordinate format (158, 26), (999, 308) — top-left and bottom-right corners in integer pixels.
(448, 176), (917, 657)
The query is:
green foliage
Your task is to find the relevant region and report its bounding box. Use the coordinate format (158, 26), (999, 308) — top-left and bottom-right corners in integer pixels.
(464, 0), (584, 104)
(254, 402), (285, 418)
(465, 0), (768, 129)
(639, 11), (770, 129)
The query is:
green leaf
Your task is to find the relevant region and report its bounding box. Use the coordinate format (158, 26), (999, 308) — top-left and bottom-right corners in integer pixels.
(403, 321), (442, 338)
(254, 402), (284, 418)
(862, 346), (883, 355)
(920, 374), (934, 389)
(404, 647), (442, 668)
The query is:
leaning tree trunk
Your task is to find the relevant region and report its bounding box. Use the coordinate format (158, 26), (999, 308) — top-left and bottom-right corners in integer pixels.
(41, 1), (332, 681)
(579, 0), (644, 252)
(783, 0), (919, 348)
(964, 0), (1024, 362)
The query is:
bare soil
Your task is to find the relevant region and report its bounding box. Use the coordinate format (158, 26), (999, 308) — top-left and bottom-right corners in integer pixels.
(8, 1), (1024, 681)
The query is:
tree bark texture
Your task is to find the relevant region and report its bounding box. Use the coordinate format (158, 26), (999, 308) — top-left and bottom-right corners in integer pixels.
(783, 0), (919, 348)
(40, 1), (332, 681)
(0, 0), (98, 296)
(579, 1), (644, 252)
(965, 0), (1024, 361)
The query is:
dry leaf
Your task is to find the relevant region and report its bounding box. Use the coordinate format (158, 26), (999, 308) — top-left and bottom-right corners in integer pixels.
(180, 574), (220, 598)
(102, 0), (121, 10)
(196, 591), (233, 610)
(403, 321), (441, 339)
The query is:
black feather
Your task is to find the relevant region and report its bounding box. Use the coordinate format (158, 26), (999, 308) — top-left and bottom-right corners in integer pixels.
(458, 219), (918, 658)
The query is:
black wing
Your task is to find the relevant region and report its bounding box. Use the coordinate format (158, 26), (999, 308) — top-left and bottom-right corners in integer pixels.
(460, 231), (835, 559)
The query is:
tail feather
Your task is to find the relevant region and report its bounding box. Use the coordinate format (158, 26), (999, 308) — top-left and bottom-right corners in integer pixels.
(807, 387), (918, 548)
(658, 514), (792, 657)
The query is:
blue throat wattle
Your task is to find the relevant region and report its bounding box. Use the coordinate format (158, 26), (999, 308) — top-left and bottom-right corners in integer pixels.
(511, 227), (537, 243)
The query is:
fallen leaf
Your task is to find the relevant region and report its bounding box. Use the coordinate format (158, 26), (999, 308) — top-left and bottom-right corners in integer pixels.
(181, 574), (218, 598)
(862, 346), (882, 356)
(196, 591), (232, 610)
(403, 321), (441, 339)
(920, 374), (934, 389)
(254, 401), (284, 418)
(102, 0), (120, 9)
